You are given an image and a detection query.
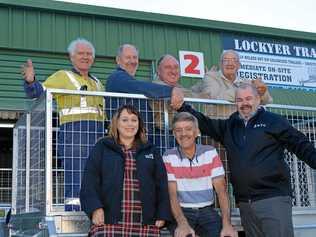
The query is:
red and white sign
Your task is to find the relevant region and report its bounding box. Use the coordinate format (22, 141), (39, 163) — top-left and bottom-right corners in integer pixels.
(179, 51), (205, 78)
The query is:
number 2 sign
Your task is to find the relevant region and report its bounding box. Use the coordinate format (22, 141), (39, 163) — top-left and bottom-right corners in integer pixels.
(179, 51), (205, 78)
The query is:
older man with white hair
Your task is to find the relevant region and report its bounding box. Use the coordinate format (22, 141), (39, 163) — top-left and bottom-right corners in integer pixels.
(193, 49), (272, 104)
(22, 38), (105, 211)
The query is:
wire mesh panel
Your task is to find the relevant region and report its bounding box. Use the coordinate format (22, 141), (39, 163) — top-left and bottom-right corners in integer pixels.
(181, 100), (316, 209)
(12, 114), (27, 214)
(0, 168), (12, 203)
(268, 107), (316, 207)
(180, 100), (238, 209)
(12, 98), (47, 215)
(12, 90), (316, 219)
(0, 128), (13, 205)
(51, 90), (106, 212)
(51, 92), (174, 212)
(106, 96), (173, 153)
(29, 103), (46, 213)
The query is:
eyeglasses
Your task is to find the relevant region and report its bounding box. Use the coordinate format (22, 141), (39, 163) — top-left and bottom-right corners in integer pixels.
(173, 126), (195, 134)
(222, 58), (239, 65)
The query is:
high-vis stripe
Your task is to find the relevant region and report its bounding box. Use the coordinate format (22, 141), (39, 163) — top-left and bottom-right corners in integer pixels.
(90, 75), (102, 91)
(59, 107), (103, 116)
(65, 71), (87, 107)
(65, 71), (81, 89)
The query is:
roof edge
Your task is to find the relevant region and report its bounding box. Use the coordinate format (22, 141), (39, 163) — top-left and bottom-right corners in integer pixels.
(1, 0), (316, 42)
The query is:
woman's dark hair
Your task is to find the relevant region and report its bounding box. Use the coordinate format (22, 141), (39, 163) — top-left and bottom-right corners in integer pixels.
(108, 104), (147, 144)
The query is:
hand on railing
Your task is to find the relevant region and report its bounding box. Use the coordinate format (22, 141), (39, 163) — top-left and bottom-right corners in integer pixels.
(170, 87), (184, 110)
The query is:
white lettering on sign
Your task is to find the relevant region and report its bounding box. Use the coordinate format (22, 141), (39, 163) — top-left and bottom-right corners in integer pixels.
(293, 46), (316, 58)
(179, 51), (205, 78)
(234, 39), (291, 56)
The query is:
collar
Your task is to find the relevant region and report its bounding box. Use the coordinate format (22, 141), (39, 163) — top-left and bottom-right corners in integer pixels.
(71, 67), (95, 81)
(156, 78), (182, 88)
(102, 136), (151, 153)
(220, 71), (239, 86)
(117, 66), (128, 73)
(235, 106), (265, 123)
(177, 145), (198, 162)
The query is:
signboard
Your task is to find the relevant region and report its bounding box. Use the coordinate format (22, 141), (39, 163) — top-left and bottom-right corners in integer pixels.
(222, 35), (316, 89)
(179, 51), (205, 78)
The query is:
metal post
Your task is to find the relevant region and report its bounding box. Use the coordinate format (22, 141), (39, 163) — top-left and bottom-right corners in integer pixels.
(151, 60), (156, 81)
(25, 113), (31, 212)
(11, 127), (19, 215)
(163, 100), (170, 149)
(45, 90), (53, 215)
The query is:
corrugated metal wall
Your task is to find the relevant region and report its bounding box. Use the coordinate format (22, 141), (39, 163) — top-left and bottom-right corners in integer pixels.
(0, 0), (316, 111)
(0, 1), (223, 111)
(0, 48), (152, 110)
(0, 2), (222, 63)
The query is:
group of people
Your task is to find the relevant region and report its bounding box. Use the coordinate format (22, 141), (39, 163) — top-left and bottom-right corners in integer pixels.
(21, 37), (316, 237)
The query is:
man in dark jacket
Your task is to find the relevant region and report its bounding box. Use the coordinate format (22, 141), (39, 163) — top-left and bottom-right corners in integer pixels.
(106, 44), (183, 101)
(176, 82), (316, 237)
(106, 44), (183, 111)
(106, 44), (183, 148)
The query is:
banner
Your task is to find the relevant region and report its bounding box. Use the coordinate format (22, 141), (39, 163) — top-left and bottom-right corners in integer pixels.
(222, 35), (316, 89)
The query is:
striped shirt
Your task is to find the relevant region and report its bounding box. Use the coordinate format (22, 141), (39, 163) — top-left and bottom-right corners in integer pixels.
(163, 144), (224, 208)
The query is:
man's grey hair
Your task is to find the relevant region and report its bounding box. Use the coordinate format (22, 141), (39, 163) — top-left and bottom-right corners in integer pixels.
(157, 54), (179, 68)
(235, 82), (259, 97)
(220, 49), (240, 63)
(172, 112), (199, 130)
(117, 44), (139, 57)
(67, 38), (95, 58)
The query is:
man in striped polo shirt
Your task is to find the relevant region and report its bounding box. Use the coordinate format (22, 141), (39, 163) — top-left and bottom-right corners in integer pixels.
(163, 112), (237, 237)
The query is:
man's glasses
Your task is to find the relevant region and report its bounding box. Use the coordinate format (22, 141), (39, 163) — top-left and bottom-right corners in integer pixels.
(222, 58), (239, 65)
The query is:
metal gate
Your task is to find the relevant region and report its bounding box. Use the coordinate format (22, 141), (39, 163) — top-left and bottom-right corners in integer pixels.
(9, 89), (316, 236)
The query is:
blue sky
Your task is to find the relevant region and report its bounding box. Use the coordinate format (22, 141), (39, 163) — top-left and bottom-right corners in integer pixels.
(56, 0), (315, 33)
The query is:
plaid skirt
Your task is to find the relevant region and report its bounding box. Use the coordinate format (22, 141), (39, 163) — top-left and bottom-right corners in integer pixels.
(89, 147), (160, 237)
(89, 223), (159, 237)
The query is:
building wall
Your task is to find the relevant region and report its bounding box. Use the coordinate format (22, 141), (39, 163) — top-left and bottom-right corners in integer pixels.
(0, 1), (223, 62)
(0, 0), (316, 111)
(0, 0), (222, 111)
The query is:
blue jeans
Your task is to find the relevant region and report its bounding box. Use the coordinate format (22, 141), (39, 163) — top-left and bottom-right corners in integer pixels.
(168, 206), (222, 237)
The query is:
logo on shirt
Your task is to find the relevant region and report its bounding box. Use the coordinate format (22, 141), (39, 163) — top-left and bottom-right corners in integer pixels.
(145, 154), (154, 159)
(253, 123), (266, 128)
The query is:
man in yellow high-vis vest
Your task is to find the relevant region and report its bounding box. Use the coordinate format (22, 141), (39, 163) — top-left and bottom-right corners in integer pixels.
(22, 38), (105, 211)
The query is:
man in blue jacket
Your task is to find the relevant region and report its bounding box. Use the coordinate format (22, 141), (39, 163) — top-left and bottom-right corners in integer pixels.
(175, 82), (316, 237)
(106, 44), (183, 103)
(106, 44), (183, 147)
